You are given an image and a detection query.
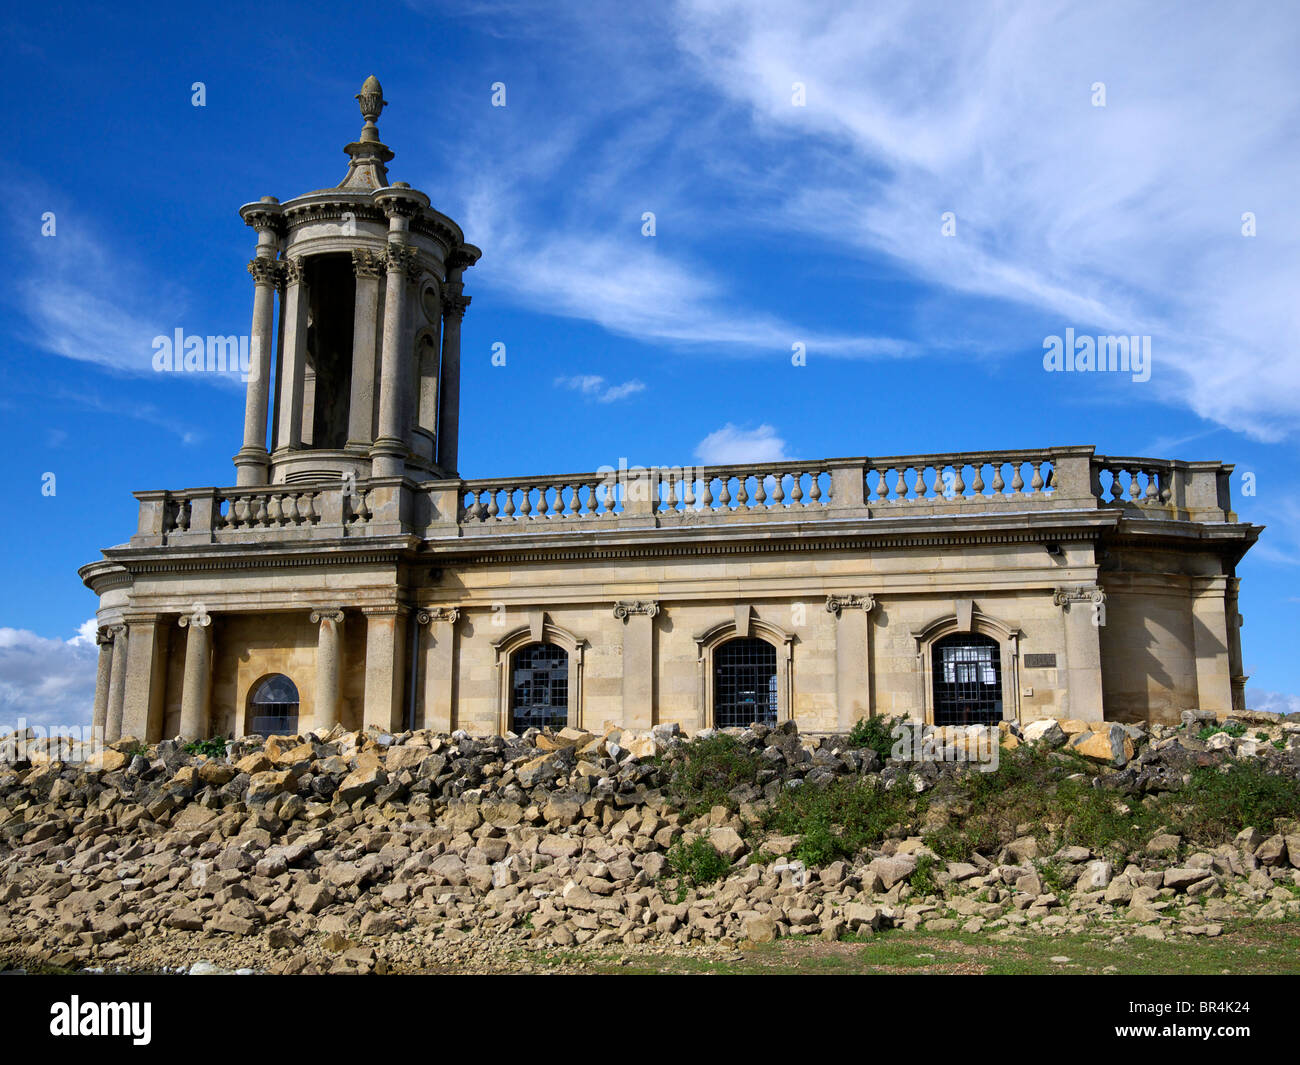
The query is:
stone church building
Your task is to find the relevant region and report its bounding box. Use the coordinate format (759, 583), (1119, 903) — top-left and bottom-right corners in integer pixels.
(80, 79), (1260, 744)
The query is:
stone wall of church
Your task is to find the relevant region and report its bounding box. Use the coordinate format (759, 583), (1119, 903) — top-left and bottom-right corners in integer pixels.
(91, 535), (1243, 740)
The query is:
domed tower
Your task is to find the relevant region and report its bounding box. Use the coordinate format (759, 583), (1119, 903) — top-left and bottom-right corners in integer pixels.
(233, 76), (479, 487)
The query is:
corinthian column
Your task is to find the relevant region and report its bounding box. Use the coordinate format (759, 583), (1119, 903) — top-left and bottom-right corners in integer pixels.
(347, 249), (384, 450)
(436, 264), (471, 477)
(235, 199), (283, 486)
(370, 241), (416, 478)
(312, 608), (345, 731)
(178, 606), (214, 740)
(275, 257), (309, 452)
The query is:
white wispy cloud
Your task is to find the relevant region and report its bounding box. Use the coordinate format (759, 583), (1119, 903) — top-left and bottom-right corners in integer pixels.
(670, 0), (1300, 439)
(10, 196), (185, 378)
(463, 180), (910, 358)
(695, 423), (790, 465)
(555, 374), (647, 402)
(429, 1), (1300, 436)
(1246, 689), (1300, 717)
(0, 623), (98, 731)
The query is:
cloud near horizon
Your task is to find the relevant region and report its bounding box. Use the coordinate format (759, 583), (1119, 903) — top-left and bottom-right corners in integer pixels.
(0, 623), (97, 732)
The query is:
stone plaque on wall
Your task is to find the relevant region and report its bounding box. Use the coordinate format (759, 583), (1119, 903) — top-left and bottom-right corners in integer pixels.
(1024, 653), (1057, 669)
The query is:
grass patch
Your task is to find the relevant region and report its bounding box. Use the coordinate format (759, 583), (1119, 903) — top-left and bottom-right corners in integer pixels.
(763, 777), (911, 866)
(1167, 761), (1300, 840)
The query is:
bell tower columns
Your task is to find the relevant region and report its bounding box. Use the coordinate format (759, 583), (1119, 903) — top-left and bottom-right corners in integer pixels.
(436, 253), (472, 477)
(234, 199), (285, 487)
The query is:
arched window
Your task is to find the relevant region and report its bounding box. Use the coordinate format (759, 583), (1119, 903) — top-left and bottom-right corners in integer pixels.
(932, 634), (1002, 726)
(510, 643), (569, 732)
(714, 637), (778, 728)
(248, 674), (300, 737)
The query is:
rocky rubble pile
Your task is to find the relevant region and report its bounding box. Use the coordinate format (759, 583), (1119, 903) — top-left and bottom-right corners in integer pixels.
(1, 711), (1298, 974)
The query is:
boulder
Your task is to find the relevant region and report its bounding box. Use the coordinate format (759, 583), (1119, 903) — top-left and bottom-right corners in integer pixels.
(744, 915), (779, 943)
(709, 827), (748, 863)
(1023, 720), (1067, 747)
(1070, 724), (1134, 767)
(867, 854), (917, 890)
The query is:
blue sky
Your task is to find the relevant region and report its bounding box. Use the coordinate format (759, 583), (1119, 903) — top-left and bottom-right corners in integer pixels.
(2, 0), (1298, 726)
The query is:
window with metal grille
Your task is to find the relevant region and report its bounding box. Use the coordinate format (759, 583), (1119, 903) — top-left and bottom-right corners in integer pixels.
(510, 642), (569, 732)
(714, 637), (778, 728)
(931, 634), (1002, 726)
(249, 673), (300, 736)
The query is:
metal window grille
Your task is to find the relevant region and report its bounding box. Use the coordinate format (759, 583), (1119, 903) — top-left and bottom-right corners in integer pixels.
(932, 635), (1002, 726)
(250, 674), (300, 736)
(714, 638), (778, 728)
(511, 642), (569, 732)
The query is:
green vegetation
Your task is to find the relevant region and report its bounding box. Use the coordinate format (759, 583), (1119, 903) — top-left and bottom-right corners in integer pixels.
(846, 715), (898, 761)
(909, 854), (939, 895)
(665, 734), (763, 816)
(670, 725), (1298, 870)
(668, 837), (732, 890)
(1198, 720), (1247, 741)
(763, 777), (910, 866)
(183, 737), (229, 758)
(1169, 761), (1300, 839)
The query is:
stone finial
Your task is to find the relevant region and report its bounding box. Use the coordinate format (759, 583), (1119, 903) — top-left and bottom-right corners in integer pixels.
(339, 75), (394, 190)
(355, 75), (387, 143)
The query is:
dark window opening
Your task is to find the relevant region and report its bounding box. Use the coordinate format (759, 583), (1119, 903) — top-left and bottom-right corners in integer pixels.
(249, 674), (300, 736)
(305, 253), (356, 450)
(510, 643), (569, 732)
(932, 634), (1003, 726)
(714, 637), (778, 728)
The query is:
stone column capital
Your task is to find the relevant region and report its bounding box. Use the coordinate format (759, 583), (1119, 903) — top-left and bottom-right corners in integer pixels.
(417, 606), (460, 626)
(246, 257), (285, 288)
(613, 600), (659, 620)
(311, 608), (346, 625)
(96, 626), (116, 646)
(282, 257), (306, 286)
(826, 593), (876, 617)
(383, 243), (417, 274)
(352, 247), (385, 280)
(441, 282), (471, 321)
(178, 604), (212, 629)
(1053, 585), (1105, 608)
